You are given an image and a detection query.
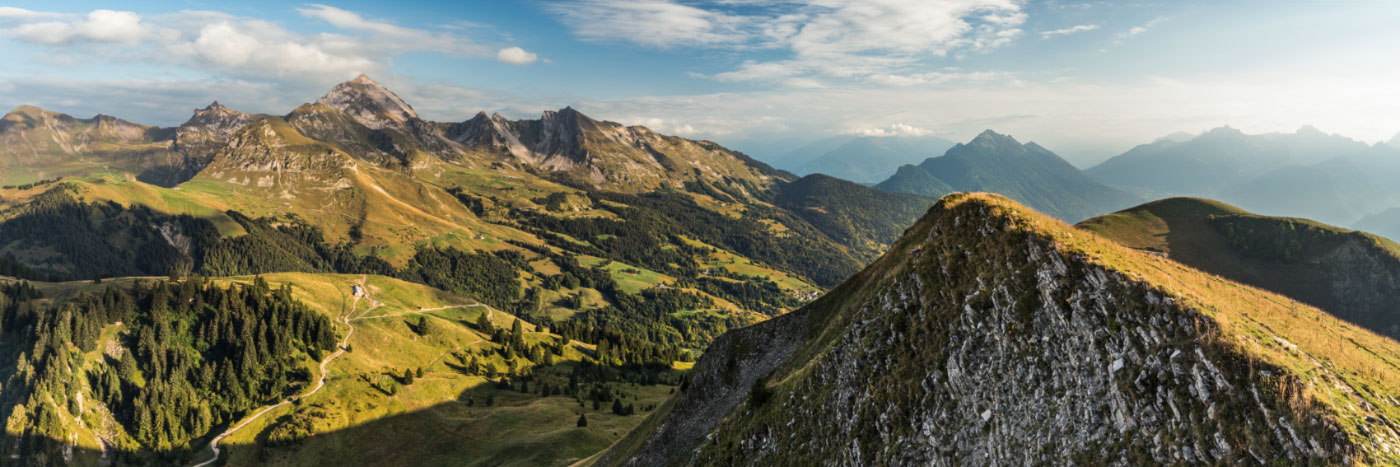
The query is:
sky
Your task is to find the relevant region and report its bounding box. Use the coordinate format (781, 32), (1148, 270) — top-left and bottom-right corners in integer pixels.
(1, 0), (1397, 167)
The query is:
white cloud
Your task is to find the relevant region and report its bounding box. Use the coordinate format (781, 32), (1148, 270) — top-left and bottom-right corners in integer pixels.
(854, 123), (931, 137)
(296, 4), (491, 56)
(78, 10), (148, 44)
(496, 47), (538, 65)
(1040, 24), (1097, 38)
(552, 0), (1027, 86)
(0, 6), (520, 84)
(179, 20), (377, 80)
(1117, 17), (1166, 41)
(11, 22), (72, 43)
(867, 70), (1016, 87)
(549, 0), (748, 48)
(0, 7), (63, 19)
(7, 9), (151, 45)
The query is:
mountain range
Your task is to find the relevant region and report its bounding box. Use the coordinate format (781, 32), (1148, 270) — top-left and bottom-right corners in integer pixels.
(874, 130), (1141, 222)
(0, 75), (943, 465)
(4, 74), (1400, 466)
(1084, 126), (1400, 230)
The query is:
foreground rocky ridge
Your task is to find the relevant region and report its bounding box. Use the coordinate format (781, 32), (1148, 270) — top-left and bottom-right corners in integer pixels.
(601, 193), (1400, 466)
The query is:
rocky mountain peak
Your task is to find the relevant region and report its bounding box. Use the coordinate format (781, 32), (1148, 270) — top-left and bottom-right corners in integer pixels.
(968, 129), (1020, 148)
(197, 101), (237, 116)
(607, 193), (1397, 465)
(314, 74), (420, 129)
(179, 100), (254, 141)
(540, 106), (591, 127)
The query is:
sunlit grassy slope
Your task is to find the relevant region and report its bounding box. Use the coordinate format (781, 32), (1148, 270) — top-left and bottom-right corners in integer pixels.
(6, 273), (679, 467)
(192, 273), (670, 466)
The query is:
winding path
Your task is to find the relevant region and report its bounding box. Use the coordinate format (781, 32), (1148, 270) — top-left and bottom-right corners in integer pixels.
(191, 277), (373, 467)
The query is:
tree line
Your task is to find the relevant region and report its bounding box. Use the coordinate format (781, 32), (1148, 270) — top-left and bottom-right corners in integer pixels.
(0, 277), (335, 464)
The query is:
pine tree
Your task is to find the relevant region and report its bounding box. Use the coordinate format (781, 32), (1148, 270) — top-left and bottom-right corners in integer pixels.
(476, 312), (494, 333)
(577, 413), (588, 427)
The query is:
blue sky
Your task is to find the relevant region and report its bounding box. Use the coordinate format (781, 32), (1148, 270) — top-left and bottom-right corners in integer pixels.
(1, 0), (1397, 166)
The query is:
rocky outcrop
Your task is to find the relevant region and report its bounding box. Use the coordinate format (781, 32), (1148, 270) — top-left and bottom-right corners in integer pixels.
(315, 74), (419, 130)
(1311, 235), (1400, 337)
(199, 116), (355, 189)
(605, 193), (1400, 466)
(168, 101), (258, 177)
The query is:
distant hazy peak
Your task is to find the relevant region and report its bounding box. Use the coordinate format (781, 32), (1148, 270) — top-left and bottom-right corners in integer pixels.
(1295, 124), (1325, 136)
(1388, 132), (1400, 149)
(1203, 125), (1243, 135)
(968, 129), (1019, 147)
(315, 74), (420, 129)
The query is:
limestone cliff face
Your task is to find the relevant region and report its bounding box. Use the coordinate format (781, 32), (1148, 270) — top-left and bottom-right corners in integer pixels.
(199, 117), (355, 191)
(1308, 235), (1400, 337)
(605, 194), (1400, 466)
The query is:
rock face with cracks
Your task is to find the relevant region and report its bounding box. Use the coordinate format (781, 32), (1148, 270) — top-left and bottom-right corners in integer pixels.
(603, 193), (1400, 466)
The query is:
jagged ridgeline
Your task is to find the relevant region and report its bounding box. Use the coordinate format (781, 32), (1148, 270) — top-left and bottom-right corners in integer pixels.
(599, 193), (1400, 465)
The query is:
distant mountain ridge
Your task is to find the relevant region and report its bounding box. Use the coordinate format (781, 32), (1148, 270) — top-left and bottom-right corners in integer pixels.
(1086, 125), (1376, 197)
(875, 130), (1140, 222)
(794, 135), (955, 184)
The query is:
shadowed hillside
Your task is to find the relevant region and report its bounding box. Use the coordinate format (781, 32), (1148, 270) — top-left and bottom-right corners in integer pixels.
(1080, 197), (1400, 338)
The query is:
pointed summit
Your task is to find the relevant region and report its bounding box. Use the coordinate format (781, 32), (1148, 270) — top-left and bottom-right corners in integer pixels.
(194, 101), (241, 118)
(1387, 132), (1400, 149)
(968, 129), (1019, 148)
(316, 74), (419, 129)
